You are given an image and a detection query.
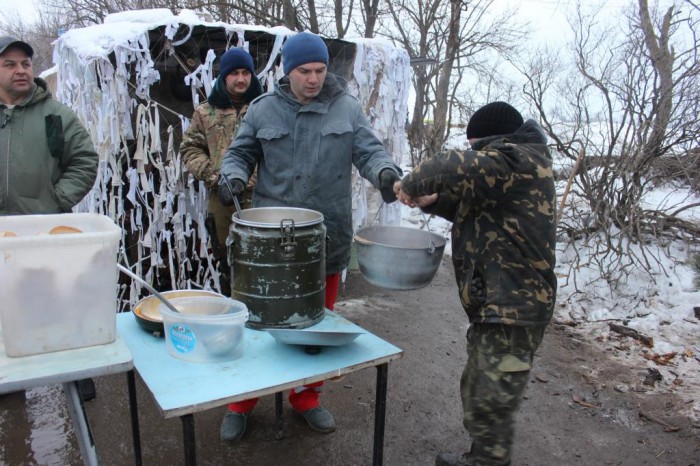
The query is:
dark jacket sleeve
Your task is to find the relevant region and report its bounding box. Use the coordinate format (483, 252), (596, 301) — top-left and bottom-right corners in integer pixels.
(422, 191), (459, 222)
(220, 109), (262, 184)
(402, 148), (513, 223)
(348, 100), (402, 186)
(401, 150), (466, 218)
(53, 109), (98, 211)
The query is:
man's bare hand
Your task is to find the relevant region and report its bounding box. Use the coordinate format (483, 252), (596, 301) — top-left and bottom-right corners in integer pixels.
(397, 188), (437, 209)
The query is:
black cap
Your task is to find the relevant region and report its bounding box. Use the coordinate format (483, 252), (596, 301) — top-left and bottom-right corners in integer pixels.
(466, 101), (523, 139)
(0, 36), (34, 58)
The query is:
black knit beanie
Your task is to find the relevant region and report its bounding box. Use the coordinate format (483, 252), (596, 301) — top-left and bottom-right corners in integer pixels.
(466, 101), (523, 139)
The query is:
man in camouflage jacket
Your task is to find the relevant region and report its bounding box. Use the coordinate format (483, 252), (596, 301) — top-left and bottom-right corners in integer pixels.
(398, 102), (557, 466)
(180, 48), (262, 294)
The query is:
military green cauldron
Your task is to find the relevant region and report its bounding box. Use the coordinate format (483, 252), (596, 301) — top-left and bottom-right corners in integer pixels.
(229, 207), (326, 329)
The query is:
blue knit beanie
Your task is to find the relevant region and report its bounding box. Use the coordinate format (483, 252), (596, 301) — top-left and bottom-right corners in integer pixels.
(219, 48), (255, 78)
(282, 32), (329, 75)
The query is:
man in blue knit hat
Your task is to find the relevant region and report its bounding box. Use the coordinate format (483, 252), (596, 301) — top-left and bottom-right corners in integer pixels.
(180, 47), (263, 295)
(218, 32), (403, 442)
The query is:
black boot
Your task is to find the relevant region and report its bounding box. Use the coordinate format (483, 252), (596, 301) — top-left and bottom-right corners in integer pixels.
(77, 378), (96, 401)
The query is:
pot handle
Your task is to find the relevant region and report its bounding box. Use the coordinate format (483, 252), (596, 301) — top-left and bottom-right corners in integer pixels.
(373, 201), (437, 253)
(419, 209), (437, 254)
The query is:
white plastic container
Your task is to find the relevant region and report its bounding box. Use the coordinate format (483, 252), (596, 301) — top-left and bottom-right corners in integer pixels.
(160, 296), (248, 363)
(0, 213), (121, 357)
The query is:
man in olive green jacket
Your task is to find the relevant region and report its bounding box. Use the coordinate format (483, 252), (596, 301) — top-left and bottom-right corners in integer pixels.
(0, 36), (98, 401)
(0, 37), (97, 215)
(180, 48), (263, 295)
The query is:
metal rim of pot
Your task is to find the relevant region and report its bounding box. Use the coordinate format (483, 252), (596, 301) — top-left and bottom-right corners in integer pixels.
(232, 206), (324, 228)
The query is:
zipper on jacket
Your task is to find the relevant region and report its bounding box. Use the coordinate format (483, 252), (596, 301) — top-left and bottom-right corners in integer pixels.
(1, 108), (10, 210)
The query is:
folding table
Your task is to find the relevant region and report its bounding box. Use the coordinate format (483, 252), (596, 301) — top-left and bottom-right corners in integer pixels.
(0, 328), (136, 466)
(117, 310), (403, 465)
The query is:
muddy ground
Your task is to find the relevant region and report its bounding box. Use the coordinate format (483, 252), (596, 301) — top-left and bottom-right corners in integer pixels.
(1, 260), (699, 465)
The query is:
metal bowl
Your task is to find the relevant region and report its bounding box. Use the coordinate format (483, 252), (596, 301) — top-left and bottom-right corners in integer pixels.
(132, 289), (224, 336)
(354, 225), (446, 290)
(265, 328), (364, 347)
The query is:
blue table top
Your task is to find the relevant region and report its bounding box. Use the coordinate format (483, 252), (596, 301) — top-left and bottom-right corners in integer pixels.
(117, 310), (403, 418)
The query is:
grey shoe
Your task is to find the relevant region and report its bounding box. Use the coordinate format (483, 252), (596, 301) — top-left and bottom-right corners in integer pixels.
(295, 406), (336, 433)
(220, 412), (247, 442)
(435, 451), (475, 466)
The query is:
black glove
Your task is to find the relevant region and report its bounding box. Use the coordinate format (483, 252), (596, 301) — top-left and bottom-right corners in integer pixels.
(218, 178), (245, 207)
(379, 169), (401, 203)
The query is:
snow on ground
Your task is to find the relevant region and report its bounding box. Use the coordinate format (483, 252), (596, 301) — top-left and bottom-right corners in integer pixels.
(396, 145), (700, 422)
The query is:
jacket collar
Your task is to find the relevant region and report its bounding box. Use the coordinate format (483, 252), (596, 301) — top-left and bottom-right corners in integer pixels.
(471, 119), (548, 150)
(2, 78), (49, 108)
(207, 74), (264, 110)
(276, 73), (347, 109)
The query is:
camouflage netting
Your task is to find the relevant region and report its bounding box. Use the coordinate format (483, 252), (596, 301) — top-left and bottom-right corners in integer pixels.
(52, 9), (411, 310)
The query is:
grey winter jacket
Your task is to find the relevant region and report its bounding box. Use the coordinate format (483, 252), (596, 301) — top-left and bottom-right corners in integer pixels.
(0, 78), (98, 215)
(220, 73), (402, 274)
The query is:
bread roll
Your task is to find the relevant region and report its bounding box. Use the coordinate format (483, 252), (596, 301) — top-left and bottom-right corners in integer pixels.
(49, 225), (83, 235)
(0, 231), (17, 237)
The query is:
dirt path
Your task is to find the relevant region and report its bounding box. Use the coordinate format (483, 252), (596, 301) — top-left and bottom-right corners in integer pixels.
(1, 261), (699, 465)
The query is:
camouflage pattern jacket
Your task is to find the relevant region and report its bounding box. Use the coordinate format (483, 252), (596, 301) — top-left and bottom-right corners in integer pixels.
(180, 78), (255, 191)
(180, 76), (262, 246)
(401, 120), (557, 327)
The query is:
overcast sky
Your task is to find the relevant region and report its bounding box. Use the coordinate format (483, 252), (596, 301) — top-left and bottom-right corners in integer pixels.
(0, 0), (628, 39)
(0, 0), (643, 46)
(0, 0), (38, 23)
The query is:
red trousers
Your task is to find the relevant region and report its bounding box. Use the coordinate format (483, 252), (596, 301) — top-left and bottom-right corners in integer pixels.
(228, 272), (341, 413)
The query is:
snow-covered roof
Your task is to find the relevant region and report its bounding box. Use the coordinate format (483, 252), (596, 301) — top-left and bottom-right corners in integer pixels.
(57, 9), (283, 62)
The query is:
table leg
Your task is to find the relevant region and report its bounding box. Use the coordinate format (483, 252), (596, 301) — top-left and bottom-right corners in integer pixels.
(63, 381), (99, 466)
(275, 392), (284, 440)
(127, 370), (143, 465)
(373, 363), (389, 466)
(181, 414), (197, 466)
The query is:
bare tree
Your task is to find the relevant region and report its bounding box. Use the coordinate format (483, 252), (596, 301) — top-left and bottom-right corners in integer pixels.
(379, 0), (526, 162)
(8, 0), (528, 162)
(0, 8), (64, 74)
(518, 0), (700, 286)
(359, 0), (379, 37)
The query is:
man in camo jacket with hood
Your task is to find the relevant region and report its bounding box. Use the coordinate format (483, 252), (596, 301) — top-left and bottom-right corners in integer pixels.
(180, 47), (262, 294)
(397, 102), (557, 466)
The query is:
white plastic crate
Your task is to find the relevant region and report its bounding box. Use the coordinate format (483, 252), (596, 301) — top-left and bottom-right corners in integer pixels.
(0, 213), (121, 357)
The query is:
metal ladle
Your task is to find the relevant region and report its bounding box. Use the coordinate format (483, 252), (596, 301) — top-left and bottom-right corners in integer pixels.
(117, 264), (180, 314)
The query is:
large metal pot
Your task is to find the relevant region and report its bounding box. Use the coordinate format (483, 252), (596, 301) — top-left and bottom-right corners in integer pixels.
(354, 225), (446, 290)
(229, 207), (326, 329)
